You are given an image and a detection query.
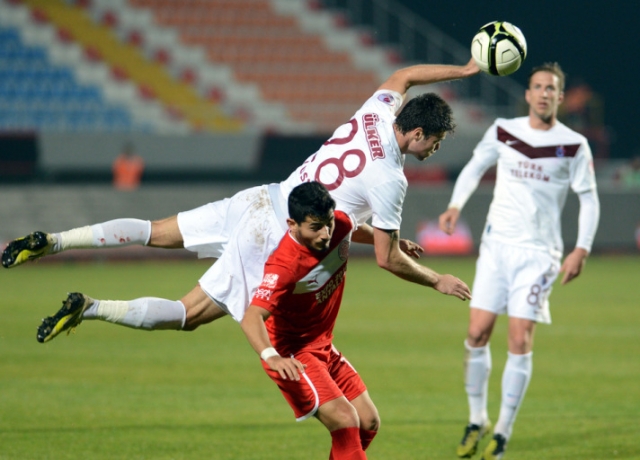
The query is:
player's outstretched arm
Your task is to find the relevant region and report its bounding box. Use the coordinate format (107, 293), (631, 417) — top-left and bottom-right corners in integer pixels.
(379, 58), (481, 97)
(372, 227), (471, 300)
(240, 306), (305, 381)
(352, 223), (423, 259)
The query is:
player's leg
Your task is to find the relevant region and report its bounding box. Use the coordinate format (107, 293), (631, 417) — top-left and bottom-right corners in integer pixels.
(36, 284), (227, 343)
(457, 308), (497, 458)
(2, 193), (240, 268)
(196, 185), (289, 322)
(329, 346), (378, 452)
(180, 283), (228, 330)
(457, 239), (509, 458)
(1, 217), (177, 268)
(484, 245), (554, 460)
(484, 318), (535, 460)
(349, 391), (379, 451)
(316, 397), (367, 460)
(148, 216), (184, 248)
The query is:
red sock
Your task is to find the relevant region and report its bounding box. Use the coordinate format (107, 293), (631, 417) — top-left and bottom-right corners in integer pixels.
(359, 428), (377, 451)
(330, 427), (367, 460)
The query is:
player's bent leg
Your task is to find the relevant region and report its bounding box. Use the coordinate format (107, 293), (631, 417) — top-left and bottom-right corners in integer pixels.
(349, 391), (379, 451)
(317, 397), (366, 460)
(316, 396), (360, 432)
(349, 391), (379, 431)
(181, 284), (228, 331)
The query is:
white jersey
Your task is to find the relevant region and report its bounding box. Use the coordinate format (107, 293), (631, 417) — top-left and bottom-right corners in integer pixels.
(449, 117), (597, 257)
(181, 90), (408, 321)
(279, 90), (407, 230)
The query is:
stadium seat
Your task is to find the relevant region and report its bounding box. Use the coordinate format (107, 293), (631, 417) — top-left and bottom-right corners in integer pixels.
(0, 22), (138, 133)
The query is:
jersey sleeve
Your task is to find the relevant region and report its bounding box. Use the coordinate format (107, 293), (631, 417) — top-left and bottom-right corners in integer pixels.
(368, 177), (407, 230)
(448, 122), (500, 210)
(570, 140), (597, 194)
(364, 90), (404, 117)
(250, 263), (294, 314)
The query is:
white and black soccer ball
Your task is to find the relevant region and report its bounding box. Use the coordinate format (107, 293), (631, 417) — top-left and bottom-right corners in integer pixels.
(471, 21), (527, 76)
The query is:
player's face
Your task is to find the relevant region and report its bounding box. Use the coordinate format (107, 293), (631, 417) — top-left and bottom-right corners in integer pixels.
(526, 71), (564, 124)
(289, 212), (335, 252)
(408, 131), (446, 161)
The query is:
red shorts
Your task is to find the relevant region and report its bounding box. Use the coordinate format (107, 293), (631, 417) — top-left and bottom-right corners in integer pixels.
(262, 343), (367, 421)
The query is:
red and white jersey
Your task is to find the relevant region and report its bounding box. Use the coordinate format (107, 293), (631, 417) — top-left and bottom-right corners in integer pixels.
(279, 90), (407, 230)
(450, 117), (597, 257)
(250, 211), (353, 355)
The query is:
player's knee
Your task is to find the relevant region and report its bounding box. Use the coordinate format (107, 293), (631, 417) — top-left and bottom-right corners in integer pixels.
(508, 335), (532, 354)
(325, 403), (360, 430)
(361, 412), (380, 432)
(467, 327), (490, 347)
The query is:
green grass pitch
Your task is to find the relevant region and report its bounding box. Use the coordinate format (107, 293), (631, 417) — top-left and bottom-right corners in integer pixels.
(0, 256), (638, 459)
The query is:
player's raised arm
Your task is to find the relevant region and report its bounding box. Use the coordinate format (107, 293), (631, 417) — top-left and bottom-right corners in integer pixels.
(378, 58), (481, 98)
(372, 227), (471, 300)
(240, 305), (305, 381)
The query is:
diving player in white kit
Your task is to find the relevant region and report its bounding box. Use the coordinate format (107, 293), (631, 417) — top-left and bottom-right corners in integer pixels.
(4, 59), (479, 342)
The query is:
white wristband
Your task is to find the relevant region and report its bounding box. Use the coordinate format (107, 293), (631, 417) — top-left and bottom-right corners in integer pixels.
(260, 347), (280, 361)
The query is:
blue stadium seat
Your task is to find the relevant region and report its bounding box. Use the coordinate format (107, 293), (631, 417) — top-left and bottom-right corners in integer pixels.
(0, 25), (139, 132)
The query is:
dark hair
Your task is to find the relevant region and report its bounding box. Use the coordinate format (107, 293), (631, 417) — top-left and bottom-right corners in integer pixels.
(394, 93), (456, 137)
(288, 181), (335, 224)
(528, 62), (566, 92)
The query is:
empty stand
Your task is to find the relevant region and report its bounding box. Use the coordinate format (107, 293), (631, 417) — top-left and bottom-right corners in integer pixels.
(127, 0), (382, 132)
(0, 25), (136, 132)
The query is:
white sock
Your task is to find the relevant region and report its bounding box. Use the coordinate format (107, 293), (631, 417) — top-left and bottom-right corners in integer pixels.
(83, 297), (186, 330)
(464, 340), (491, 425)
(494, 351), (533, 439)
(53, 219), (151, 252)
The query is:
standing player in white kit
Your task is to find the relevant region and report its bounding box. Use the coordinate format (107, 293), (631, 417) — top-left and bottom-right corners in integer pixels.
(439, 62), (600, 460)
(3, 59), (479, 341)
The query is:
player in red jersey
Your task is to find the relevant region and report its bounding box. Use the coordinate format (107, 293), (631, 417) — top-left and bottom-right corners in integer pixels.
(241, 181), (377, 460)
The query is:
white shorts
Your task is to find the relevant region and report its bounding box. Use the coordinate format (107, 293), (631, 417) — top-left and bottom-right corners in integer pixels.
(470, 238), (560, 324)
(177, 184), (289, 322)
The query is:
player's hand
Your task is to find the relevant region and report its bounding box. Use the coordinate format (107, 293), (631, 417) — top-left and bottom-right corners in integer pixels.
(560, 247), (588, 285)
(266, 356), (306, 381)
(439, 207), (460, 235)
(464, 57), (482, 76)
(399, 238), (424, 259)
(433, 274), (472, 301)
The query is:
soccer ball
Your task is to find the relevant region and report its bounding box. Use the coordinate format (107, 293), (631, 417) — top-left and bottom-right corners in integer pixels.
(471, 21), (527, 76)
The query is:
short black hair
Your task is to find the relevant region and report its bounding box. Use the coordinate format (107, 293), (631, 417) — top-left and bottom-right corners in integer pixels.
(394, 93), (456, 137)
(528, 62), (566, 92)
(288, 181), (336, 224)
